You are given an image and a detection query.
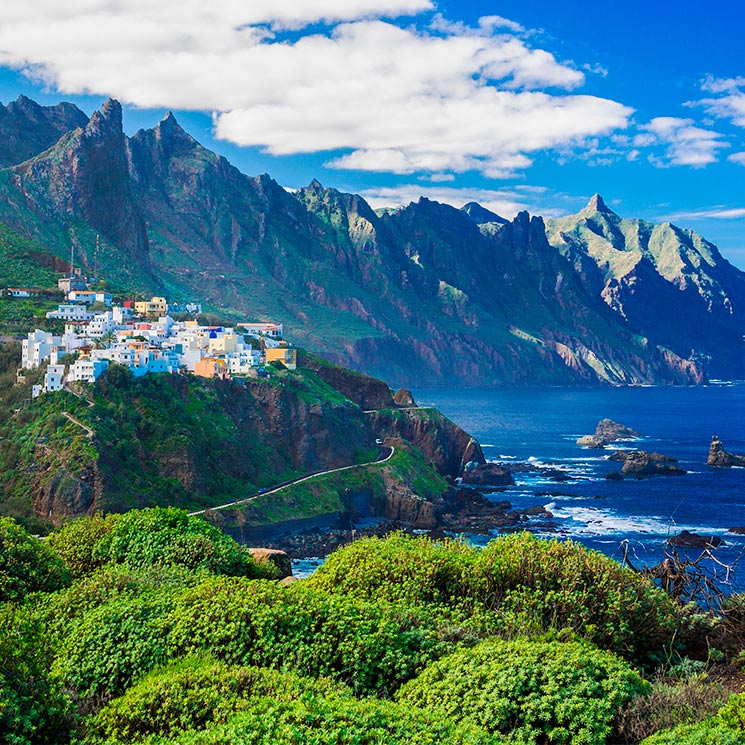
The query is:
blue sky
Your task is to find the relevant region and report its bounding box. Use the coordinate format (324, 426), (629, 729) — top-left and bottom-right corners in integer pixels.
(0, 1), (743, 265)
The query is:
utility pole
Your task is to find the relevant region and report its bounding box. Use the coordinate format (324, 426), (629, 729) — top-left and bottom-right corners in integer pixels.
(94, 234), (100, 279)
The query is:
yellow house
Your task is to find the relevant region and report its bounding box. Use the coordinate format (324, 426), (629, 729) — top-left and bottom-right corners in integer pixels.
(265, 347), (297, 370)
(134, 297), (168, 317)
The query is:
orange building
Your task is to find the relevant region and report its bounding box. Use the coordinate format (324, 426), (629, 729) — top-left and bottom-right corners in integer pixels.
(194, 357), (228, 379)
(265, 347), (297, 370)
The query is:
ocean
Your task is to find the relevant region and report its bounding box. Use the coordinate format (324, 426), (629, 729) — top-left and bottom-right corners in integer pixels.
(414, 384), (745, 592)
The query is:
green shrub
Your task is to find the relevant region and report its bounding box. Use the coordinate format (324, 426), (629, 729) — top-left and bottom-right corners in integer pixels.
(0, 516), (71, 602)
(160, 696), (496, 745)
(0, 604), (73, 744)
(49, 507), (276, 579)
(84, 656), (344, 743)
(310, 533), (679, 666)
(308, 532), (477, 606)
(397, 638), (650, 744)
(166, 577), (445, 696)
(51, 592), (178, 703)
(32, 564), (200, 647)
(471, 532), (680, 666)
(47, 513), (118, 578)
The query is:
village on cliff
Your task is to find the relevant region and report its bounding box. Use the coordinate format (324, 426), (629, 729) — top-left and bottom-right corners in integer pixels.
(11, 273), (296, 396)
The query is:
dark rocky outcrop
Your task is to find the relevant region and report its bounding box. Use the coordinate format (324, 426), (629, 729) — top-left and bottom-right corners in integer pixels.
(0, 95), (89, 167)
(461, 463), (515, 487)
(707, 436), (745, 467)
(366, 408), (484, 479)
(610, 450), (686, 477)
(393, 388), (416, 407)
(577, 418), (640, 448)
(667, 530), (724, 549)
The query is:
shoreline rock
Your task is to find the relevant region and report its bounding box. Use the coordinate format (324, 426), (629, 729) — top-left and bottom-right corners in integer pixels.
(708, 436), (745, 467)
(576, 418), (640, 449)
(610, 450), (686, 477)
(667, 530), (723, 549)
(461, 463), (514, 487)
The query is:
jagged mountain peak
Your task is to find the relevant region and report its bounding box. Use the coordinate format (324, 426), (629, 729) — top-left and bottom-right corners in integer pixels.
(461, 201), (508, 225)
(85, 98), (124, 138)
(581, 193), (616, 216)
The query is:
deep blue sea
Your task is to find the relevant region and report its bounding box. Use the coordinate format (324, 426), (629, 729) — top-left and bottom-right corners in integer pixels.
(414, 384), (745, 591)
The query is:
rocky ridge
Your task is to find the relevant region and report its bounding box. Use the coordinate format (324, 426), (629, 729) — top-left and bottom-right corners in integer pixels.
(0, 97), (743, 385)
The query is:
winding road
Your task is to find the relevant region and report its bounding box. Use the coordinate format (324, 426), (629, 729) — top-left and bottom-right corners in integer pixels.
(188, 445), (394, 517)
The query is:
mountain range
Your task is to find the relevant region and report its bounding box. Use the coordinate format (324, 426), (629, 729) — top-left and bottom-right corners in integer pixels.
(1, 95), (744, 386)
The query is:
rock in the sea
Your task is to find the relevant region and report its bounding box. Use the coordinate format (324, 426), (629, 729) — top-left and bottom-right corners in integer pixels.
(595, 418), (640, 441)
(247, 547), (292, 578)
(461, 463), (515, 487)
(576, 418), (640, 448)
(393, 388), (417, 407)
(605, 471), (624, 481)
(707, 436), (745, 467)
(576, 435), (606, 449)
(667, 530), (723, 549)
(614, 450), (686, 477)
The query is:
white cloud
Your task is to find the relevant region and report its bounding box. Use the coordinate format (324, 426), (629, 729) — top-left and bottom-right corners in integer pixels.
(635, 117), (728, 167)
(358, 184), (572, 218)
(729, 152), (745, 165)
(0, 2), (631, 178)
(662, 206), (745, 220)
(690, 76), (745, 128)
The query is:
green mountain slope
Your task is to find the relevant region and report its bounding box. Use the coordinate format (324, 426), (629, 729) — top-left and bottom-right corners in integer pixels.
(0, 97), (742, 385)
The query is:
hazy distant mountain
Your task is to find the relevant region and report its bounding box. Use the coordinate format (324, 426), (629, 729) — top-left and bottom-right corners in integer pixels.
(0, 97), (743, 386)
(546, 194), (745, 379)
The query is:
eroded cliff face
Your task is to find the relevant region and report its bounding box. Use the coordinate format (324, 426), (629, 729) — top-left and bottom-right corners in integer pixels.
(8, 358), (481, 524)
(298, 351), (395, 410)
(367, 407), (485, 479)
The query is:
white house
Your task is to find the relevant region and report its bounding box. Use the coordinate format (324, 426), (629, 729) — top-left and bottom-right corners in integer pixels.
(86, 311), (119, 337)
(67, 290), (113, 306)
(68, 358), (109, 383)
(47, 304), (95, 322)
(22, 330), (61, 369)
(238, 322), (283, 338)
(44, 364), (65, 392)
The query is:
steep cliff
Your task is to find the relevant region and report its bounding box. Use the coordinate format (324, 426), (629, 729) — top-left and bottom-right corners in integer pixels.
(0, 352), (477, 529)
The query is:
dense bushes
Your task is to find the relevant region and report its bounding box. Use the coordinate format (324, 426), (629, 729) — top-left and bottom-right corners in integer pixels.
(308, 532), (477, 606)
(3, 516), (743, 743)
(397, 638), (649, 744)
(0, 605), (73, 744)
(641, 693), (745, 744)
(0, 516), (71, 602)
(310, 531), (679, 666)
(87, 656), (495, 745)
(49, 508), (276, 579)
(166, 577), (445, 696)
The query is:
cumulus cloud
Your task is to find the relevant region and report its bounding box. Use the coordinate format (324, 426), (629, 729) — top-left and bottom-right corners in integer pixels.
(635, 117), (728, 167)
(0, 1), (631, 178)
(729, 152), (745, 165)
